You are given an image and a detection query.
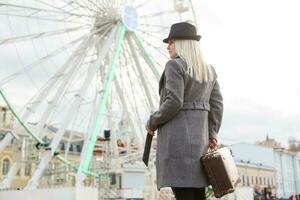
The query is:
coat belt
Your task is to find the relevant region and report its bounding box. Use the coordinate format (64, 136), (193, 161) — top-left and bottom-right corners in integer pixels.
(180, 101), (210, 111)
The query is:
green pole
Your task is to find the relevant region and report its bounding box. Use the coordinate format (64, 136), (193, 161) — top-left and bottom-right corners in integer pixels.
(131, 32), (161, 81)
(0, 88), (45, 144)
(55, 153), (100, 177)
(81, 24), (127, 172)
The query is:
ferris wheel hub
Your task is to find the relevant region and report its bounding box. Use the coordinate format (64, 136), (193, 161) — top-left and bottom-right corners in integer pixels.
(121, 6), (138, 31)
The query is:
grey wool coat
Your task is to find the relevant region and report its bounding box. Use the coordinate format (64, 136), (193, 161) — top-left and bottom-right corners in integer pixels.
(147, 57), (223, 190)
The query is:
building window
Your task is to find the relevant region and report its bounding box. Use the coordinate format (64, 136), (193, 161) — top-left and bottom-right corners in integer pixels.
(76, 145), (82, 152)
(110, 173), (116, 185)
(2, 159), (10, 175)
(242, 175), (245, 185)
(263, 177), (266, 185)
(61, 143), (65, 151)
(256, 177), (258, 184)
(246, 176), (250, 186)
(260, 177), (262, 184)
(2, 108), (7, 123)
(25, 163), (31, 176)
(251, 176), (254, 185)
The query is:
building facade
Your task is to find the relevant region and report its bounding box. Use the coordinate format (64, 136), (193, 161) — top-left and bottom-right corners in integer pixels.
(230, 143), (300, 198)
(236, 161), (276, 198)
(274, 148), (300, 198)
(0, 135), (84, 188)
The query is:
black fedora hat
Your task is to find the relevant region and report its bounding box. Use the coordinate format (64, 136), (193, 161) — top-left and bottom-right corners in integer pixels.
(163, 22), (201, 43)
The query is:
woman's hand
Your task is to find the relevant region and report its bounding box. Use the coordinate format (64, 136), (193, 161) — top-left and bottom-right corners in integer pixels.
(209, 138), (218, 151)
(145, 125), (156, 136)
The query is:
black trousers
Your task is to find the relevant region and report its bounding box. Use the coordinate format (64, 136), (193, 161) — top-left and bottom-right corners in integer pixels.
(171, 187), (206, 200)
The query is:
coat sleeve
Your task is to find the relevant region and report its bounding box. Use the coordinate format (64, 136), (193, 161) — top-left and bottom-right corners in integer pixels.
(208, 79), (223, 139)
(147, 60), (184, 130)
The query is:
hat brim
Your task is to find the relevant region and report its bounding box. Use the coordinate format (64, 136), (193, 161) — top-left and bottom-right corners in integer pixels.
(163, 35), (201, 43)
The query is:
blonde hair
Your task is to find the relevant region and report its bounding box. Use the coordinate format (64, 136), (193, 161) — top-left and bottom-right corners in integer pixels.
(174, 39), (213, 83)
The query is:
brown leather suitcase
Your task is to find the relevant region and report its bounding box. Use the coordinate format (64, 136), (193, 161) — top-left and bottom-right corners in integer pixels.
(201, 147), (241, 198)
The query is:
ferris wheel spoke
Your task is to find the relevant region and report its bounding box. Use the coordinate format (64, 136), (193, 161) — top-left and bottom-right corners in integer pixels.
(139, 10), (177, 18)
(27, 59), (104, 189)
(66, 5), (93, 18)
(114, 73), (143, 148)
(99, 0), (112, 11)
(0, 12), (89, 25)
(94, 0), (110, 13)
(0, 2), (94, 20)
(139, 23), (169, 30)
(0, 25), (89, 45)
(124, 38), (160, 105)
(48, 49), (99, 128)
(85, 0), (102, 12)
(69, 25), (120, 184)
(36, 1), (93, 23)
(121, 46), (153, 114)
(48, 25), (119, 143)
(131, 32), (161, 80)
(0, 33), (89, 88)
(136, 28), (162, 39)
(0, 1), (93, 23)
(64, 0), (98, 16)
(133, 0), (154, 9)
(31, 36), (93, 139)
(136, 26), (166, 40)
(134, 32), (168, 59)
(123, 59), (145, 141)
(0, 36), (89, 153)
(25, 38), (97, 189)
(77, 0), (94, 13)
(75, 78), (107, 184)
(87, 0), (105, 13)
(79, 24), (126, 174)
(117, 51), (150, 151)
(83, 0), (102, 14)
(135, 30), (168, 57)
(35, 0), (69, 12)
(126, 35), (155, 111)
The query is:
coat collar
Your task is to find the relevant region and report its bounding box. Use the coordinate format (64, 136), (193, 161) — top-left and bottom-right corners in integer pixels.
(159, 56), (182, 94)
(159, 71), (165, 95)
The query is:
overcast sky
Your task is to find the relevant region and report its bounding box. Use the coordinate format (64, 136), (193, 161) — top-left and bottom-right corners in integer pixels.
(195, 0), (300, 146)
(0, 0), (299, 147)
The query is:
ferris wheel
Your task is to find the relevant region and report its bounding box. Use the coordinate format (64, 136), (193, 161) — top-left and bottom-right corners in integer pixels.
(0, 0), (197, 189)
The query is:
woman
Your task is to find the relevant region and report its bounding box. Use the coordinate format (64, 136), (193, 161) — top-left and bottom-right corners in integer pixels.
(145, 22), (223, 200)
